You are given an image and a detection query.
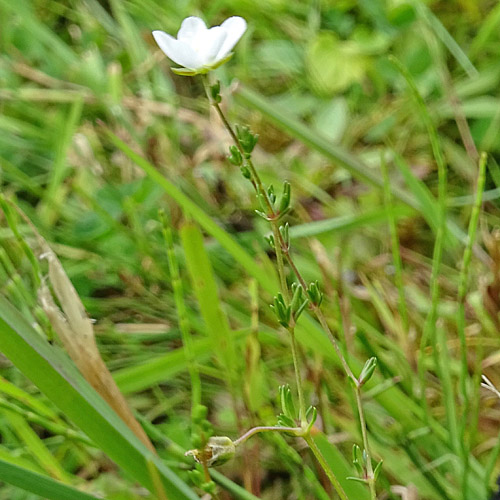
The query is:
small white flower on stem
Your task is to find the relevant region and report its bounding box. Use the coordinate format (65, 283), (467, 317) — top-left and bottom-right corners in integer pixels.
(152, 16), (247, 76)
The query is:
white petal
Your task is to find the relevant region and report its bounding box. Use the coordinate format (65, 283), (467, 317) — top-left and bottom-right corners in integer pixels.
(215, 17), (247, 60)
(197, 26), (227, 65)
(177, 16), (207, 45)
(152, 30), (202, 69)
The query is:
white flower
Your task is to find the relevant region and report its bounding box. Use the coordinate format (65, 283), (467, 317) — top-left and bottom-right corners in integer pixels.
(152, 16), (247, 76)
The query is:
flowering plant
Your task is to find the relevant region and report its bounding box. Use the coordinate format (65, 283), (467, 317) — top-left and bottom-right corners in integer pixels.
(152, 16), (246, 76)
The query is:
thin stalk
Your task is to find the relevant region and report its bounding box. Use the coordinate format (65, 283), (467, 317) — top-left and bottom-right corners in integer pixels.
(457, 152), (487, 401)
(202, 458), (221, 500)
(271, 220), (289, 300)
(233, 426), (302, 447)
(304, 435), (349, 500)
(389, 56), (448, 426)
(202, 78), (349, 498)
(355, 388), (376, 500)
(283, 247), (374, 498)
(288, 326), (307, 425)
(0, 397), (93, 447)
(201, 76), (288, 300)
(456, 153), (487, 497)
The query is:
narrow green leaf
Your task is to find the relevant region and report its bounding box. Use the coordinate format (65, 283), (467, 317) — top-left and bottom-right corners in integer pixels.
(180, 223), (239, 389)
(0, 457), (100, 500)
(113, 330), (249, 395)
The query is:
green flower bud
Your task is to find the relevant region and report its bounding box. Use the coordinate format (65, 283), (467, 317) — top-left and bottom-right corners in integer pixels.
(358, 357), (377, 387)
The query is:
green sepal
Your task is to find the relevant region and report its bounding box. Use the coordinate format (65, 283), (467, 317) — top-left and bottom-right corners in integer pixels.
(171, 67), (199, 76)
(279, 223), (290, 250)
(170, 53), (234, 77)
(305, 406), (317, 433)
(352, 444), (364, 475)
(277, 413), (296, 428)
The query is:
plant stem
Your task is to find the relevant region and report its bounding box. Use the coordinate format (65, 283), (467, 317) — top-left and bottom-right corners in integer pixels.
(202, 77), (351, 498)
(355, 388), (377, 500)
(288, 325), (307, 425)
(201, 76), (289, 300)
(304, 434), (349, 500)
(282, 248), (375, 497)
(233, 425), (302, 447)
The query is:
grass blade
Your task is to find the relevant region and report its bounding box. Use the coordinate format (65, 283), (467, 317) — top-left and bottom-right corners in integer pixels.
(0, 457), (100, 500)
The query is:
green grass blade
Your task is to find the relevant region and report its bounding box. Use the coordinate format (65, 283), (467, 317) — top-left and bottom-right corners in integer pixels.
(0, 296), (199, 500)
(381, 154), (409, 335)
(180, 223), (239, 390)
(412, 1), (478, 78)
(113, 330), (248, 394)
(4, 411), (70, 482)
(0, 457), (100, 500)
(289, 205), (413, 239)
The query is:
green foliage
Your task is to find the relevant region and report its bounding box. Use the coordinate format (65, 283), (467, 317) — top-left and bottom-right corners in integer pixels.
(0, 0), (500, 499)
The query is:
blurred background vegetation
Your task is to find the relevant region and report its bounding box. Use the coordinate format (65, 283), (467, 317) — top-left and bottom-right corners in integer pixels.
(1, 0), (500, 499)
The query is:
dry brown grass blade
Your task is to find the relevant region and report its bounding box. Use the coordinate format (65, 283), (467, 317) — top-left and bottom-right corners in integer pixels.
(9, 204), (155, 453)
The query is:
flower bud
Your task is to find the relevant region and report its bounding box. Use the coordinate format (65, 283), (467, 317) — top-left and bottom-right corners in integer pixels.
(185, 436), (236, 467)
(358, 357), (377, 387)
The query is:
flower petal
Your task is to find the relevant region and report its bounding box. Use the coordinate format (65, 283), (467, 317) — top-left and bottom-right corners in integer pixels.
(177, 16), (207, 45)
(197, 26), (227, 66)
(215, 16), (247, 61)
(152, 30), (202, 69)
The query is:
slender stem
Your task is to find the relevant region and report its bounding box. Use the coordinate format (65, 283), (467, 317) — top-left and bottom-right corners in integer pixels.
(201, 76), (289, 300)
(283, 246), (374, 497)
(355, 388), (377, 500)
(233, 426), (302, 447)
(304, 435), (349, 500)
(288, 326), (307, 425)
(456, 152), (487, 498)
(271, 220), (289, 300)
(202, 78), (350, 498)
(0, 397), (93, 447)
(380, 154), (409, 337)
(201, 459), (221, 500)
